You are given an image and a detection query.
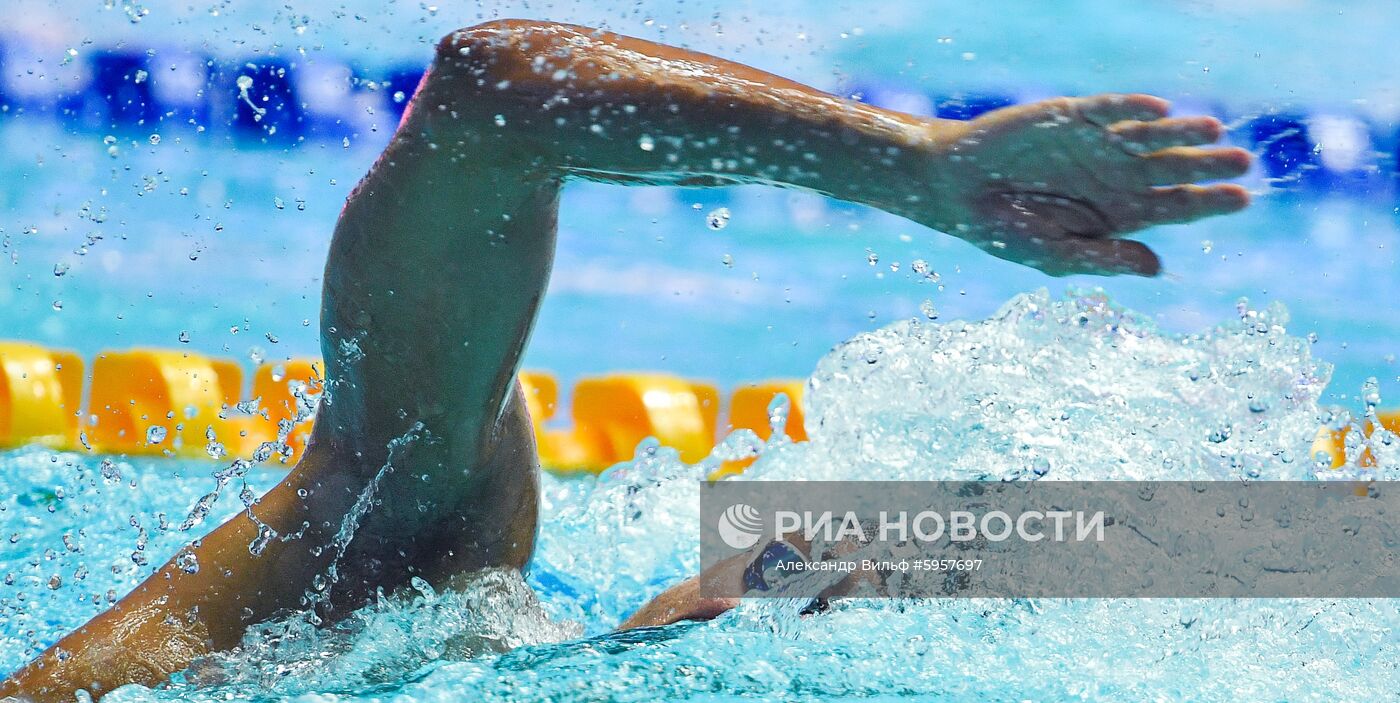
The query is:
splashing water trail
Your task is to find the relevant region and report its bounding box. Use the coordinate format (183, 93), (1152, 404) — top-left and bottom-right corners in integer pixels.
(235, 75), (266, 121)
(4, 290), (1397, 701)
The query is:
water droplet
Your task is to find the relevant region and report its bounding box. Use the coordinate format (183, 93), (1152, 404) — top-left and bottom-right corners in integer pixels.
(919, 299), (940, 320)
(146, 426), (168, 444)
(638, 134), (655, 151)
(148, 134), (160, 145)
(176, 551), (199, 574)
(1201, 240), (1213, 253)
(178, 330), (190, 344)
(393, 90), (406, 103)
(410, 576), (434, 598)
(53, 263), (69, 277)
(1207, 424), (1232, 443)
(1031, 457), (1051, 477)
(1362, 377), (1382, 409)
(493, 114), (507, 127)
(100, 459), (121, 483)
(706, 207), (730, 230)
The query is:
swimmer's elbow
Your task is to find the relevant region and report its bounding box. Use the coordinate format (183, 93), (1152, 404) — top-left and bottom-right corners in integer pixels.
(433, 20), (592, 91)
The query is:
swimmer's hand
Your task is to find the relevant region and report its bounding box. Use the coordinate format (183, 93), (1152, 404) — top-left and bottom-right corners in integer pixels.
(924, 94), (1251, 277)
(617, 573), (740, 630)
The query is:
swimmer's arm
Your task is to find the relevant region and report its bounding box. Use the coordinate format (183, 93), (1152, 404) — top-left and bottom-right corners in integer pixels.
(0, 463), (335, 703)
(428, 20), (1250, 276)
(620, 535), (819, 629)
(618, 553), (749, 630)
(426, 21), (957, 207)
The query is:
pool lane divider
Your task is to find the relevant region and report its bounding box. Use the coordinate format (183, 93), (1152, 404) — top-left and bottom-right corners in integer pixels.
(9, 342), (1391, 477)
(0, 342), (83, 450)
(0, 33), (1365, 191)
(0, 342), (805, 476)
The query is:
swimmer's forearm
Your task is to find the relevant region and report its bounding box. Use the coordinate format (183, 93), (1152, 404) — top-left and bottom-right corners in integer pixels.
(0, 470), (338, 702)
(417, 20), (959, 214)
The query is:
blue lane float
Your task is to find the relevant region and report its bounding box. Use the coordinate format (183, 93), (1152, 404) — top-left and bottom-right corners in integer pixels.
(89, 51), (159, 127)
(933, 93), (1016, 120)
(214, 58), (306, 143)
(383, 65), (426, 121)
(0, 44), (1394, 192)
(1248, 113), (1319, 186)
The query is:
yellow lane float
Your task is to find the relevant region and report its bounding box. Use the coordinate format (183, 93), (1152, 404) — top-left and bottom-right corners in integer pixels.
(11, 338), (1400, 483)
(712, 380), (806, 479)
(1310, 410), (1400, 469)
(248, 358), (323, 461)
(536, 373), (717, 474)
(0, 342), (83, 449)
(87, 349), (245, 458)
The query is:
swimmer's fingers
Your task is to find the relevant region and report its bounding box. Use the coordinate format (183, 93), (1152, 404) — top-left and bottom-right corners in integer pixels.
(1074, 93), (1171, 126)
(977, 235), (1160, 277)
(970, 223), (1160, 277)
(1108, 117), (1224, 154)
(1118, 183), (1251, 229)
(1138, 146), (1252, 186)
(1029, 237), (1162, 277)
(984, 94), (1168, 131)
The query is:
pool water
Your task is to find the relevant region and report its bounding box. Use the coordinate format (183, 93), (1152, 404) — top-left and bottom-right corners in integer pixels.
(3, 0), (1400, 700)
(4, 291), (1398, 701)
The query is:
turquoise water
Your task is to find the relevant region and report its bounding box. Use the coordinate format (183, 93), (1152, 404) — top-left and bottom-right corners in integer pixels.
(4, 0), (1400, 700)
(4, 292), (1398, 701)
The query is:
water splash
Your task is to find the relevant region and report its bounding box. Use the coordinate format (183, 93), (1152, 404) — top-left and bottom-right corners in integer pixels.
(7, 290), (1398, 701)
(178, 570), (579, 699)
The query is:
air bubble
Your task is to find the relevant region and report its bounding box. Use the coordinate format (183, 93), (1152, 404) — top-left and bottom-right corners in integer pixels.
(706, 207), (730, 230)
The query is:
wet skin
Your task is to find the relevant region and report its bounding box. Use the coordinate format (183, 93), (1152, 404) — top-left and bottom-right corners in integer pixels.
(0, 20), (1249, 702)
